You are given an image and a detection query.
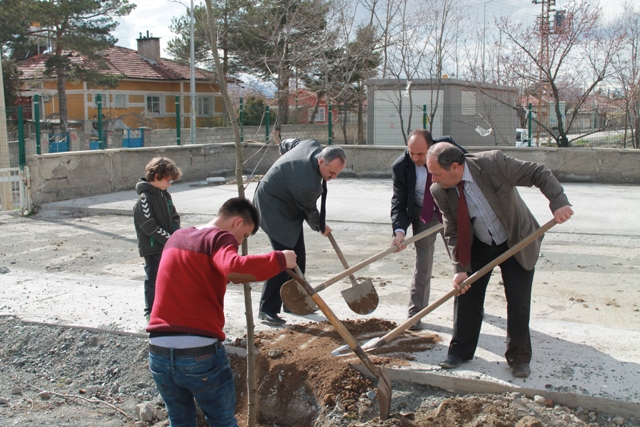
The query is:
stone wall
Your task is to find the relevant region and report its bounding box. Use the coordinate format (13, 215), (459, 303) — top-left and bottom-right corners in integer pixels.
(27, 144), (640, 207)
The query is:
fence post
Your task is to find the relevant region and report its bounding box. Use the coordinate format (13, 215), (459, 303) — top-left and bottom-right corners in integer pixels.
(527, 103), (532, 147)
(97, 94), (104, 149)
(34, 94), (41, 155)
(423, 105), (427, 129)
(239, 98), (244, 143)
(265, 106), (270, 142)
(18, 106), (25, 170)
(176, 96), (181, 145)
(328, 105), (333, 145)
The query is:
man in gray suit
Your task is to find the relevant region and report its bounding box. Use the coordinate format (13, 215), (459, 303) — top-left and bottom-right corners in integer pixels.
(427, 142), (573, 378)
(253, 139), (346, 324)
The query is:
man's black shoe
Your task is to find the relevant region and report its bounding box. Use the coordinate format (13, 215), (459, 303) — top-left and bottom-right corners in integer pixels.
(258, 311), (286, 325)
(439, 354), (463, 369)
(512, 363), (531, 378)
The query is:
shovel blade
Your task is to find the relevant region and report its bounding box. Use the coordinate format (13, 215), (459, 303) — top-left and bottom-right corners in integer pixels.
(341, 279), (379, 315)
(377, 367), (392, 420)
(280, 279), (318, 315)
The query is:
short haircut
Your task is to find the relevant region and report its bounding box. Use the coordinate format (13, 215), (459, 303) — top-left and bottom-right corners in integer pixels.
(218, 197), (260, 235)
(408, 129), (434, 146)
(319, 145), (346, 165)
(427, 142), (465, 170)
(144, 157), (182, 182)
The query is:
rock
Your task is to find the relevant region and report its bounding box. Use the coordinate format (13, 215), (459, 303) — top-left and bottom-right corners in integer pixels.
(322, 393), (336, 407)
(85, 385), (100, 395)
(267, 349), (283, 358)
(154, 408), (168, 421)
(347, 404), (357, 412)
(613, 417), (625, 426)
(533, 395), (546, 406)
(516, 416), (543, 427)
(0, 266), (10, 274)
(38, 391), (52, 400)
(589, 411), (597, 420)
(343, 399), (356, 406)
(11, 387), (22, 395)
(544, 398), (554, 408)
(0, 397), (9, 405)
(136, 402), (154, 422)
(155, 394), (165, 406)
(366, 390), (376, 400)
(136, 382), (150, 389)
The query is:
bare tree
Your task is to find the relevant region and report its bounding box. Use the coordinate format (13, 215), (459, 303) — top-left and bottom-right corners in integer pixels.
(610, 1), (640, 149)
(203, 1), (258, 425)
(497, 0), (623, 147)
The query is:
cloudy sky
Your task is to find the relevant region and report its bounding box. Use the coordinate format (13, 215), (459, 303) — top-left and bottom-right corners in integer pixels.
(113, 0), (627, 58)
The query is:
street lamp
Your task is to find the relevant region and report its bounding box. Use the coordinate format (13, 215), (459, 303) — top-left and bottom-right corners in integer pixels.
(482, 0), (495, 82)
(190, 0), (196, 144)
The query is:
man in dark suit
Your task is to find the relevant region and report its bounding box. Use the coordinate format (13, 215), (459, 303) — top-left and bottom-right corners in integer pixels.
(253, 139), (346, 325)
(390, 129), (442, 330)
(427, 142), (573, 378)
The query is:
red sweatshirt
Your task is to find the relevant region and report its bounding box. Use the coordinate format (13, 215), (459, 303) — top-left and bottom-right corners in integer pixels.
(146, 226), (287, 341)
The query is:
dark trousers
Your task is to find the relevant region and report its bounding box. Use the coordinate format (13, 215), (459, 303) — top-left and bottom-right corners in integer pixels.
(143, 253), (162, 316)
(259, 233), (306, 314)
(448, 238), (535, 365)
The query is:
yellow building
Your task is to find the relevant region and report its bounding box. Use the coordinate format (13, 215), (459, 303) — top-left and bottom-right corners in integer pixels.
(16, 35), (224, 130)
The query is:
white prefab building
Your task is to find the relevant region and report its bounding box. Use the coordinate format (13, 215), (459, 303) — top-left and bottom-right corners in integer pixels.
(365, 78), (519, 147)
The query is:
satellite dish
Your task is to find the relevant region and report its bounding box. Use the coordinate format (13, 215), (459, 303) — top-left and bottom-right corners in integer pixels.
(475, 126), (493, 137)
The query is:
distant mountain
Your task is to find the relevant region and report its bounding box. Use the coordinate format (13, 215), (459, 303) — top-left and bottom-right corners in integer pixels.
(234, 73), (276, 98)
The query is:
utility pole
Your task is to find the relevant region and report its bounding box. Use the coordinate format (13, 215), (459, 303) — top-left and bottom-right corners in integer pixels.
(532, 0), (554, 144)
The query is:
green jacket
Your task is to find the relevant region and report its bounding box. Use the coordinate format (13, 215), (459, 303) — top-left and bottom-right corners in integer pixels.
(133, 179), (180, 257)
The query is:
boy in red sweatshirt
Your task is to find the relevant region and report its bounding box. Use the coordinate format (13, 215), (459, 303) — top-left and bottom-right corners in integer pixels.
(147, 197), (296, 427)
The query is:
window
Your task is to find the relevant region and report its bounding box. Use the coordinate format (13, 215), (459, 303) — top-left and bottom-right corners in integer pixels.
(93, 93), (108, 108)
(147, 96), (161, 114)
(309, 106), (325, 123)
(197, 97), (212, 116)
(114, 94), (127, 108)
(461, 91), (476, 116)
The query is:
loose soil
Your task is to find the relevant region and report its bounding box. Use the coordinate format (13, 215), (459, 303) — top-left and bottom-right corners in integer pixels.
(1, 315), (637, 427)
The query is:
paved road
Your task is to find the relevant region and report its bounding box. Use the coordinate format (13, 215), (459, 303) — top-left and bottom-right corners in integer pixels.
(43, 179), (640, 237)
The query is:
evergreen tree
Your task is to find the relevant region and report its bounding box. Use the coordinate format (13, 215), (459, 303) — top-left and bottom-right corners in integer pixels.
(18, 0), (135, 132)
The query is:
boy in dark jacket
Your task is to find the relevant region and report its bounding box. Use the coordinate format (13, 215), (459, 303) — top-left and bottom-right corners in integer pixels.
(133, 157), (182, 320)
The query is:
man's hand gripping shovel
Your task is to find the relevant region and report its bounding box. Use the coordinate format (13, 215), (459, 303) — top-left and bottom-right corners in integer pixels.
(286, 266), (393, 420)
(332, 219), (558, 357)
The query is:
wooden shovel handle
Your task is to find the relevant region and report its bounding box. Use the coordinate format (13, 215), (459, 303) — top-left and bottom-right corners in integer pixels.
(314, 223), (444, 292)
(371, 219), (557, 349)
(327, 233), (360, 288)
(286, 268), (380, 376)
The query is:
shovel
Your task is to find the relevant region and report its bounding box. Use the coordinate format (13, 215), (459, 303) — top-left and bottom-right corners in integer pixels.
(332, 218), (557, 356)
(328, 232), (379, 315)
(280, 223), (444, 315)
(287, 266), (392, 420)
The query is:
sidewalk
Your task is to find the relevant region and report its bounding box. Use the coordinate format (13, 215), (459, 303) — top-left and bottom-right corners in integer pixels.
(8, 179), (640, 414)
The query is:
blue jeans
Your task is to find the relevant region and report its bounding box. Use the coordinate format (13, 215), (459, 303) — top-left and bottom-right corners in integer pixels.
(149, 346), (238, 427)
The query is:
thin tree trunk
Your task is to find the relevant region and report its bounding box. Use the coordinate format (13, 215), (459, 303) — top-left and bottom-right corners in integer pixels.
(204, 2), (256, 425)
